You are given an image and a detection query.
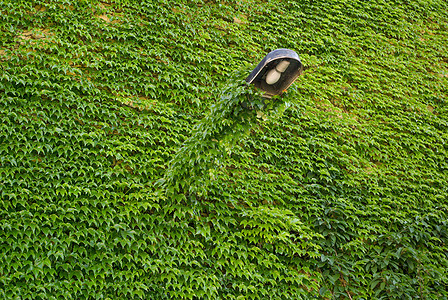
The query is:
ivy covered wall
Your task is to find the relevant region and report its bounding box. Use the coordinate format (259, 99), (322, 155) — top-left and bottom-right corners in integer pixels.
(1, 0), (448, 298)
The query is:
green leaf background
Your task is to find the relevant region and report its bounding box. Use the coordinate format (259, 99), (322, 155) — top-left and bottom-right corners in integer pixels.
(1, 0), (447, 299)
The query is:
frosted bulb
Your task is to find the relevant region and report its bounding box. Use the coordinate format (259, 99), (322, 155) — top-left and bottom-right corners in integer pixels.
(276, 60), (290, 72)
(265, 69), (281, 85)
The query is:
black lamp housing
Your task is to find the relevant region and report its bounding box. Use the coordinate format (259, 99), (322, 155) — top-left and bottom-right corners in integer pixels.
(246, 49), (303, 98)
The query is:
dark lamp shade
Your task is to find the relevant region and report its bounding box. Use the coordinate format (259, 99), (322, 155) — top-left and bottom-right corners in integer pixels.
(245, 49), (303, 98)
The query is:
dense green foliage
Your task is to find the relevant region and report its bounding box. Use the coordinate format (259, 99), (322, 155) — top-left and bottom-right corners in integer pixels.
(1, 0), (448, 298)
